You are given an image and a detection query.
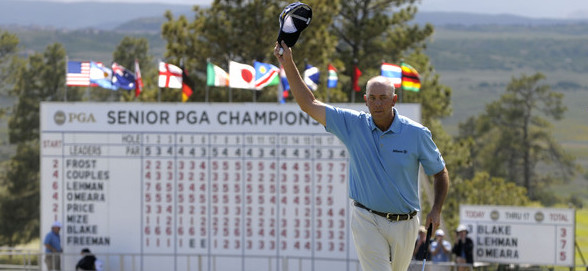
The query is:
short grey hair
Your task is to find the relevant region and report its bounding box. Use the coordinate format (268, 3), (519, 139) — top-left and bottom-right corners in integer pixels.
(366, 76), (395, 95)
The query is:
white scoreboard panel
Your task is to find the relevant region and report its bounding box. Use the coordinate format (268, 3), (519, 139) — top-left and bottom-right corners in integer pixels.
(459, 205), (575, 267)
(40, 102), (421, 271)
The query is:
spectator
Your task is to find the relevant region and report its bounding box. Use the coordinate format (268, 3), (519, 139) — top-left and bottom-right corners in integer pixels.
(75, 248), (103, 271)
(430, 229), (452, 263)
(44, 221), (62, 271)
(452, 224), (474, 271)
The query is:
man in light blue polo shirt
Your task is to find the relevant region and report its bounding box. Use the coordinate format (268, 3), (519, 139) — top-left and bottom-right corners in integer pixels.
(44, 221), (63, 271)
(275, 41), (449, 271)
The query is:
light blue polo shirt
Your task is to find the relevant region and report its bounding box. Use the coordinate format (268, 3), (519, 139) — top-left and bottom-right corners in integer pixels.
(44, 231), (62, 253)
(325, 105), (445, 214)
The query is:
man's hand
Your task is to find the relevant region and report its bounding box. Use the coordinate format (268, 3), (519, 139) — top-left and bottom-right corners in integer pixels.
(425, 208), (441, 233)
(274, 41), (292, 66)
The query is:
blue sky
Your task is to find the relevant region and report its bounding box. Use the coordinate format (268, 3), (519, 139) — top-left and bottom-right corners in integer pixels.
(31, 0), (588, 19)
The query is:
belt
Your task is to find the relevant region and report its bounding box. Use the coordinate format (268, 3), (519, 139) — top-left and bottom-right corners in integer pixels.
(353, 201), (417, 221)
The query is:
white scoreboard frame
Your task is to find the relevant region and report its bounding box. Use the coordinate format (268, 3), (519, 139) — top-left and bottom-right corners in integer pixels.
(459, 205), (575, 267)
(40, 102), (421, 271)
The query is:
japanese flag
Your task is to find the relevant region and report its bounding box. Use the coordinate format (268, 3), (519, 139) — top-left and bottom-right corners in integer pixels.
(229, 61), (256, 89)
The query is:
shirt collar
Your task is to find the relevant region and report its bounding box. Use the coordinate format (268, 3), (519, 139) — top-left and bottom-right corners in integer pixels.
(369, 107), (401, 133)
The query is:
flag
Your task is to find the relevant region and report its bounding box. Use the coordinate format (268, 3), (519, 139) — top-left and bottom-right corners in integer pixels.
(111, 62), (136, 90)
(89, 61), (117, 90)
(206, 62), (229, 87)
(279, 65), (289, 103)
(254, 61), (280, 89)
(303, 64), (320, 91)
(279, 65), (290, 92)
(381, 62), (402, 89)
(66, 61), (91, 86)
(134, 59), (143, 97)
(401, 63), (421, 92)
(327, 64), (338, 88)
(229, 61), (256, 89)
(181, 65), (194, 102)
(353, 65), (362, 92)
(158, 62), (182, 89)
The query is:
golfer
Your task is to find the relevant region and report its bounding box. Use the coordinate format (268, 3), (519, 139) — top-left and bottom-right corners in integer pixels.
(274, 41), (449, 271)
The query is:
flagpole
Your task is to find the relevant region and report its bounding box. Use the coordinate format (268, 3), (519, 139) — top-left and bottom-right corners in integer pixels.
(326, 62), (330, 103)
(109, 61), (115, 102)
(228, 87), (232, 103)
(399, 60), (404, 103)
(86, 60), (91, 101)
(157, 58), (161, 102)
(252, 60), (256, 103)
(226, 58), (232, 103)
(277, 77), (283, 104)
(351, 59), (358, 103)
(205, 58), (210, 103)
(180, 58), (184, 103)
(64, 56), (68, 102)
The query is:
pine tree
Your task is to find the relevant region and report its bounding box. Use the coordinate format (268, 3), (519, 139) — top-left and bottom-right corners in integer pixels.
(458, 73), (577, 202)
(0, 43), (66, 246)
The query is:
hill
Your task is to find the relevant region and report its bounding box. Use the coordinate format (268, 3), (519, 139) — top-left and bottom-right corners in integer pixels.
(2, 0), (588, 31)
(0, 0), (194, 30)
(414, 11), (588, 26)
(426, 25), (588, 205)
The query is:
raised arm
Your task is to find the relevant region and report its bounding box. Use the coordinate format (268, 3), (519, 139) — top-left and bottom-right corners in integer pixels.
(274, 41), (327, 126)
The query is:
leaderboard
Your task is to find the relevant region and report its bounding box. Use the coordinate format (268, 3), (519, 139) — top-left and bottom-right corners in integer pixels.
(459, 205), (575, 267)
(40, 103), (420, 271)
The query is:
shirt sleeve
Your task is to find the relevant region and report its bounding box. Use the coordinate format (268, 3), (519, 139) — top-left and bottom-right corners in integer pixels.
(443, 241), (452, 250)
(324, 105), (345, 138)
(43, 233), (51, 245)
(418, 127), (446, 175)
(325, 105), (362, 142)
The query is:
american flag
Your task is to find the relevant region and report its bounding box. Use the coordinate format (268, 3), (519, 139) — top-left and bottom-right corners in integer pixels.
(66, 61), (90, 86)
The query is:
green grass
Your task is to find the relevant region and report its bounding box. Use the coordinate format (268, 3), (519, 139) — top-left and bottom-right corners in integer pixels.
(573, 208), (588, 269)
(0, 239), (40, 266)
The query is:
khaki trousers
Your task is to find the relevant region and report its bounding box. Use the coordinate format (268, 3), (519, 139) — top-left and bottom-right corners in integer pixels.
(351, 204), (420, 271)
(45, 253), (61, 271)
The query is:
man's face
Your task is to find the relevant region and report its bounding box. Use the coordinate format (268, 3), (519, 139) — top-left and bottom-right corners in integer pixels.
(52, 226), (60, 234)
(365, 83), (396, 118)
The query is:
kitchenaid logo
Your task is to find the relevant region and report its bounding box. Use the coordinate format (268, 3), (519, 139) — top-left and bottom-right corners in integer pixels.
(54, 111), (96, 125)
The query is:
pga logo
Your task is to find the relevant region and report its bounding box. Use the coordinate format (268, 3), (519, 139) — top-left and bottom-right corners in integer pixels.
(54, 110), (96, 125)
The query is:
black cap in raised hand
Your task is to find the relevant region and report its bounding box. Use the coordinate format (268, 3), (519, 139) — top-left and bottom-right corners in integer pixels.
(277, 2), (312, 48)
